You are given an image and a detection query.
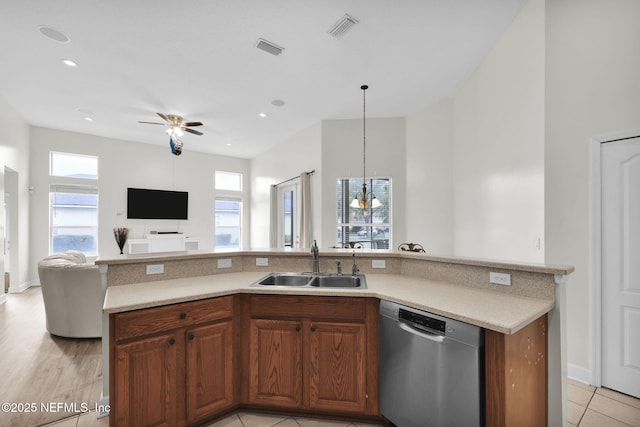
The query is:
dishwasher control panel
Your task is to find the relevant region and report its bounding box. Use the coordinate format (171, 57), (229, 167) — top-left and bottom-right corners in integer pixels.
(399, 308), (446, 335)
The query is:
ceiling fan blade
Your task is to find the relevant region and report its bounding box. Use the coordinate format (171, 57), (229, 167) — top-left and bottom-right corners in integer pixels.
(156, 112), (169, 122)
(184, 128), (203, 136)
(138, 121), (167, 125)
(183, 121), (203, 127)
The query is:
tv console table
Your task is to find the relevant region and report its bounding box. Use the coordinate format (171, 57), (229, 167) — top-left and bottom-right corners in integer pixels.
(127, 234), (199, 254)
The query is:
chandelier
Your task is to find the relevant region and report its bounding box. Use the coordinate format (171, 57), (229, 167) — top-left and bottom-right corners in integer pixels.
(351, 84), (381, 210)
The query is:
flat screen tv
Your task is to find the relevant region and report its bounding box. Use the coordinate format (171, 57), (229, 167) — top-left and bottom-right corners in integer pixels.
(127, 188), (188, 220)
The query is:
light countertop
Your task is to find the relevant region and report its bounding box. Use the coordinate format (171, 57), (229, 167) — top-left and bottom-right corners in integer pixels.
(103, 271), (553, 334)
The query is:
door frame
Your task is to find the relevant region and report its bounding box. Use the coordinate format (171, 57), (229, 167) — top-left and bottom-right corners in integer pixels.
(590, 128), (640, 387)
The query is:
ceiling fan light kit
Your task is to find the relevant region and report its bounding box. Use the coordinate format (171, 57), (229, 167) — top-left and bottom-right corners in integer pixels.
(138, 112), (203, 154)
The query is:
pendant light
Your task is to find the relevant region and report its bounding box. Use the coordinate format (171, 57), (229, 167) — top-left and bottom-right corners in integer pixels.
(351, 85), (382, 210)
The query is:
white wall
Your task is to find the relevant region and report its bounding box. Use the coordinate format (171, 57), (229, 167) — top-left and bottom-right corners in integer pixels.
(405, 99), (454, 255)
(320, 118), (406, 249)
(29, 127), (250, 279)
(545, 0), (640, 379)
(0, 95), (30, 293)
(250, 123), (322, 248)
(452, 0), (545, 263)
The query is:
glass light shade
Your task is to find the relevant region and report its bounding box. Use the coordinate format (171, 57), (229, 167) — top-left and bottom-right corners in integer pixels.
(166, 127), (184, 137)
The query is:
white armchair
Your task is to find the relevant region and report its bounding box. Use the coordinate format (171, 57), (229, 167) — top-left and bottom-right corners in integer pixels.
(37, 250), (104, 338)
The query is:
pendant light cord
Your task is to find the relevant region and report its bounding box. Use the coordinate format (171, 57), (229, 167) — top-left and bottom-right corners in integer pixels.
(361, 84), (368, 184)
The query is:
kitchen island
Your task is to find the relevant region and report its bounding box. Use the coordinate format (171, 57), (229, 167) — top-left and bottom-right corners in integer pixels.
(98, 249), (573, 426)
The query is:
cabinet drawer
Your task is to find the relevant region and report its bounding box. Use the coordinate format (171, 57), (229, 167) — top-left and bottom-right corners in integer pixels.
(114, 296), (233, 342)
(249, 295), (366, 321)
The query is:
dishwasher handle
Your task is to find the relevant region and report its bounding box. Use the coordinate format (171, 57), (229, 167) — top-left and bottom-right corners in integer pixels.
(399, 321), (445, 343)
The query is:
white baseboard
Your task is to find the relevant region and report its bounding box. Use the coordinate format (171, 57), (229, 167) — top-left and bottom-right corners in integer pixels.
(8, 280), (37, 293)
(0, 293), (6, 304)
(568, 363), (592, 386)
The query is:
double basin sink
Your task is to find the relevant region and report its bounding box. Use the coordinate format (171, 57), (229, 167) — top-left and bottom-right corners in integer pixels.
(251, 272), (367, 289)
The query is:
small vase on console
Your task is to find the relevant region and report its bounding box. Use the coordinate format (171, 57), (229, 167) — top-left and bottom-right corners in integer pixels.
(113, 227), (129, 254)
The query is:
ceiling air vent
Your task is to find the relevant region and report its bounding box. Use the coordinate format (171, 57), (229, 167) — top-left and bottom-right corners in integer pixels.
(328, 14), (359, 38)
(256, 38), (284, 56)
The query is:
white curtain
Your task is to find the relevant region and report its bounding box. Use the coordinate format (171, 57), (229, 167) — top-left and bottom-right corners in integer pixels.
(299, 172), (312, 248)
(269, 185), (277, 248)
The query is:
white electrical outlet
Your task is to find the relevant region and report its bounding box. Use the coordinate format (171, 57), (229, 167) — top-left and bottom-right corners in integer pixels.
(146, 264), (164, 275)
(490, 272), (511, 286)
(372, 259), (386, 269)
(256, 258), (269, 266)
(217, 258), (232, 269)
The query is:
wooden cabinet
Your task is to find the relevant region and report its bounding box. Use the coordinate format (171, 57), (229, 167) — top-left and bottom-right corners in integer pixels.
(186, 320), (234, 423)
(485, 314), (548, 427)
(110, 296), (236, 427)
(114, 332), (179, 427)
(244, 295), (379, 417)
(308, 321), (366, 413)
(248, 319), (303, 408)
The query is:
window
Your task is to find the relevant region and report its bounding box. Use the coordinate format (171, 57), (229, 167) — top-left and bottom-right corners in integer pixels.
(214, 197), (242, 249)
(215, 171), (242, 191)
(50, 152), (98, 179)
(49, 152), (99, 256)
(337, 178), (391, 249)
(50, 184), (98, 255)
(214, 170), (244, 249)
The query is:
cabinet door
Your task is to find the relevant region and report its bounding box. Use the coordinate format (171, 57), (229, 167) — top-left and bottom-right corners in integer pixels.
(113, 333), (179, 427)
(309, 321), (367, 413)
(186, 320), (234, 422)
(248, 318), (303, 408)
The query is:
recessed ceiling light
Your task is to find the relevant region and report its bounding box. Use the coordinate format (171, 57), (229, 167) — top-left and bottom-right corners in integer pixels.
(38, 25), (70, 43)
(226, 143), (232, 147)
(61, 59), (78, 67)
(271, 99), (285, 107)
(258, 112), (267, 118)
(84, 117), (93, 122)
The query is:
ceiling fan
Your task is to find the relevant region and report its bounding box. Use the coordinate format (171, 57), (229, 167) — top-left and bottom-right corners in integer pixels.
(139, 113), (204, 156)
(139, 112), (204, 136)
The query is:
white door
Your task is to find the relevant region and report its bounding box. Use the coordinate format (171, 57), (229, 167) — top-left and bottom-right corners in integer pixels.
(277, 181), (300, 248)
(601, 137), (640, 398)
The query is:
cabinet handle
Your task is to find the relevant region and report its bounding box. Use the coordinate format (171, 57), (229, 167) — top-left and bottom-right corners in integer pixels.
(179, 313), (187, 319)
(295, 325), (301, 332)
(188, 333), (195, 340)
(310, 324), (316, 332)
(168, 338), (176, 345)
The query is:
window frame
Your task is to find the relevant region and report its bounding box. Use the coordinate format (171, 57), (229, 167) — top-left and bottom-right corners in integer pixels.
(336, 177), (391, 249)
(49, 183), (99, 256)
(48, 151), (100, 256)
(214, 195), (243, 249)
(214, 170), (244, 250)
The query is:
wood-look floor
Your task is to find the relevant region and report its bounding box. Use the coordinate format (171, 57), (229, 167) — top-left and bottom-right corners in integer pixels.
(0, 287), (102, 427)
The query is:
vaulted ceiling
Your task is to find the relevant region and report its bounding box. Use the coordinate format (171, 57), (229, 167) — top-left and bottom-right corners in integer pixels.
(0, 0), (527, 158)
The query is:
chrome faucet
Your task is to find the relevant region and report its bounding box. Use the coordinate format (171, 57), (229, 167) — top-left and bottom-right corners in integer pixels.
(351, 251), (359, 275)
(311, 240), (320, 273)
(336, 260), (342, 275)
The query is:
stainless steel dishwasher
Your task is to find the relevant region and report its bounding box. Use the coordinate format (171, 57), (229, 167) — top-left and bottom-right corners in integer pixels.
(379, 300), (484, 427)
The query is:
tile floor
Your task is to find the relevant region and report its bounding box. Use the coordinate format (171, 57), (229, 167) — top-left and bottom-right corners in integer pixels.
(43, 379), (640, 427)
(43, 411), (382, 427)
(568, 379), (640, 426)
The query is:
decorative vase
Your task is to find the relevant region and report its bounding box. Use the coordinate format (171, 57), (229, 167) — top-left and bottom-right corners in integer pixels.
(113, 227), (128, 254)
